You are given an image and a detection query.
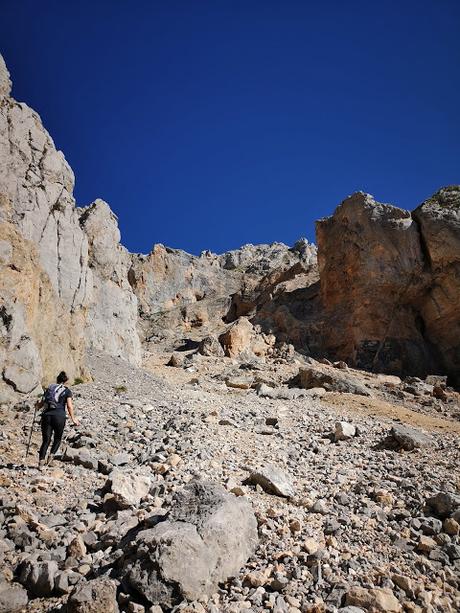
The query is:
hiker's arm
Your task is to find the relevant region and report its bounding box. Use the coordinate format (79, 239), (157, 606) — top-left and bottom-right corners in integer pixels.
(66, 397), (80, 426)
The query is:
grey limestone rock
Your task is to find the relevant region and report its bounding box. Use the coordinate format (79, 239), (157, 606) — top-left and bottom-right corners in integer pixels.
(63, 447), (98, 471)
(121, 480), (258, 606)
(108, 468), (151, 509)
(380, 424), (433, 451)
(245, 464), (295, 498)
(66, 577), (119, 613)
(0, 54), (141, 400)
(19, 559), (58, 597)
(299, 364), (371, 396)
(0, 580), (28, 613)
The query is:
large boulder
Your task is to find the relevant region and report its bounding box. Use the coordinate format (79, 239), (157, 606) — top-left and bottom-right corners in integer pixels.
(298, 364), (371, 396)
(218, 317), (274, 358)
(219, 317), (257, 358)
(121, 481), (258, 607)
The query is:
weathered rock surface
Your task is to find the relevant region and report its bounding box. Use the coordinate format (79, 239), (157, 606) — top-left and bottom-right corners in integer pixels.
(316, 192), (429, 377)
(378, 424), (433, 451)
(66, 578), (119, 613)
(316, 188), (460, 385)
(121, 481), (258, 606)
(245, 465), (295, 498)
(299, 364), (371, 396)
(108, 468), (151, 508)
(413, 186), (460, 386)
(0, 54), (140, 398)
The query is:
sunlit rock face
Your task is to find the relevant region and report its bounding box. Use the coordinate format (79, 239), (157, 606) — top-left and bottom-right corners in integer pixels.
(0, 54), (141, 397)
(413, 186), (460, 386)
(316, 188), (460, 385)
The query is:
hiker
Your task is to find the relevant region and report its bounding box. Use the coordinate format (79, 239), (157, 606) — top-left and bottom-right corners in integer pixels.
(36, 371), (79, 468)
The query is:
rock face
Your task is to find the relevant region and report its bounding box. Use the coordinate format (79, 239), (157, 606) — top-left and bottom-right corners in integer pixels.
(0, 54), (141, 397)
(412, 186), (460, 386)
(121, 481), (258, 607)
(316, 192), (429, 377)
(0, 222), (86, 396)
(129, 240), (318, 348)
(316, 189), (460, 385)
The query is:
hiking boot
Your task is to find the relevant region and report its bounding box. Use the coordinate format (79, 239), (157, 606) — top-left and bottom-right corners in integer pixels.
(38, 460), (45, 470)
(47, 455), (55, 467)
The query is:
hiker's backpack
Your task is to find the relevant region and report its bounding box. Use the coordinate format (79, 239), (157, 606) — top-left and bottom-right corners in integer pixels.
(43, 383), (66, 411)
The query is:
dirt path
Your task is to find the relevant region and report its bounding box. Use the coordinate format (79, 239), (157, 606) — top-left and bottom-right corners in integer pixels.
(324, 393), (460, 434)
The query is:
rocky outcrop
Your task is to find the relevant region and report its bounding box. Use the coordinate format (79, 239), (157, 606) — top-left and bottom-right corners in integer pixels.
(0, 54), (141, 398)
(120, 481), (258, 607)
(315, 189), (460, 385)
(0, 222), (86, 398)
(413, 186), (460, 386)
(129, 240), (318, 347)
(80, 200), (140, 362)
(316, 192), (430, 376)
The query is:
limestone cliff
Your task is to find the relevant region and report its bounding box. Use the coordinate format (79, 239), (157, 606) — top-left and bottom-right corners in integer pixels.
(316, 189), (460, 385)
(414, 186), (460, 385)
(129, 240), (318, 345)
(0, 54), (141, 397)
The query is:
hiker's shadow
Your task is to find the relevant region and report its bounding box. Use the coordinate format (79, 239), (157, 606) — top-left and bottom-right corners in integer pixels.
(0, 463), (30, 471)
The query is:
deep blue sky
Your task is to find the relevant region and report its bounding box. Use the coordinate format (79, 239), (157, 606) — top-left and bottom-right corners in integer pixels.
(1, 1), (459, 255)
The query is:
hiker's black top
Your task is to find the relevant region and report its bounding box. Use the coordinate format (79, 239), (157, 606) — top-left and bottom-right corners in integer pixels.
(44, 387), (72, 416)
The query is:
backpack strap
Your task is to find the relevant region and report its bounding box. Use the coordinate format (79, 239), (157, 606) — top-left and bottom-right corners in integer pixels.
(53, 384), (65, 403)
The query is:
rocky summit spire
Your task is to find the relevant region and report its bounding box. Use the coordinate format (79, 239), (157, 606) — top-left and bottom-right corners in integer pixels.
(0, 54), (12, 98)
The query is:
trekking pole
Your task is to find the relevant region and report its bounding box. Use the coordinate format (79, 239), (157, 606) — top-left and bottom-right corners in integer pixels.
(25, 402), (39, 459)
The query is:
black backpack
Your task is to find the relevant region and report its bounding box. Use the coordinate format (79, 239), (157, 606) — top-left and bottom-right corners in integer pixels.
(43, 383), (66, 411)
